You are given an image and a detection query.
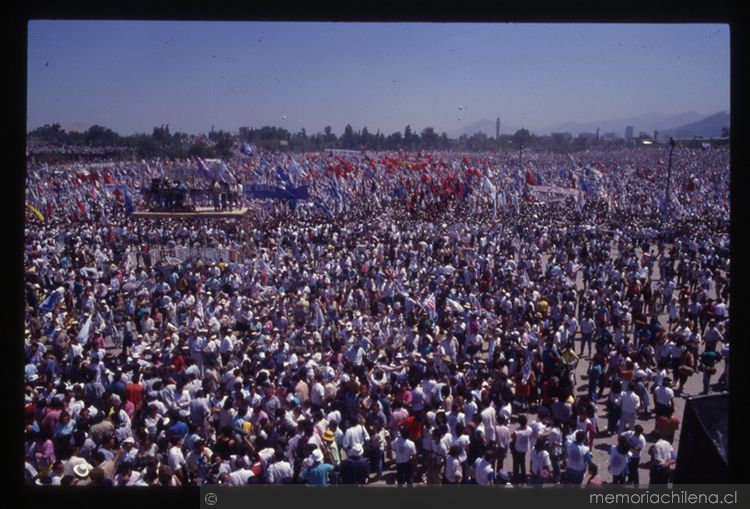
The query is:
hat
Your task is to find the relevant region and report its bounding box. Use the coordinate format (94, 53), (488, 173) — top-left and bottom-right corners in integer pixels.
(309, 448), (324, 463)
(74, 463), (91, 478)
(349, 443), (364, 458)
(123, 436), (135, 444)
(322, 430), (335, 442)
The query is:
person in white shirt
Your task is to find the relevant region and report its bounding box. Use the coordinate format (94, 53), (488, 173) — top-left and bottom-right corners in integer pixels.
(619, 383), (641, 433)
(228, 457), (255, 485)
(653, 380), (675, 418)
(511, 415), (532, 484)
(526, 436), (551, 485)
(648, 432), (675, 485)
(494, 415), (512, 471)
(565, 431), (591, 484)
(547, 420), (564, 483)
(472, 448), (496, 485)
(621, 424), (646, 485)
(444, 445), (463, 484)
(166, 436), (187, 484)
(342, 415), (370, 456)
(392, 426), (417, 486)
(608, 436), (632, 484)
(265, 455), (294, 484)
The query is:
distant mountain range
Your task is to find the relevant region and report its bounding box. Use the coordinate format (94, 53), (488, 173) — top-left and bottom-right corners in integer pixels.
(448, 111), (729, 139)
(661, 111), (730, 139)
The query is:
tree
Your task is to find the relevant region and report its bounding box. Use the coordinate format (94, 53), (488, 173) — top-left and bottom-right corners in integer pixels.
(386, 131), (403, 150)
(421, 127), (438, 149)
(403, 125), (416, 149)
(28, 123), (69, 144)
(341, 124), (356, 149)
(84, 125), (121, 147)
(512, 128), (532, 147)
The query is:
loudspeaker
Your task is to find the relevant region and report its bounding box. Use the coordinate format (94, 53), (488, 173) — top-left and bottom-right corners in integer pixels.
(673, 393), (728, 484)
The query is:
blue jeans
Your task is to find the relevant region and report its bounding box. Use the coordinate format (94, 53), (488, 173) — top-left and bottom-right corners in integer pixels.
(567, 467), (585, 484)
(370, 449), (384, 479)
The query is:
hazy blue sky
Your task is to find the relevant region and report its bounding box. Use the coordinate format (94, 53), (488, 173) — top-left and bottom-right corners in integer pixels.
(27, 21), (730, 136)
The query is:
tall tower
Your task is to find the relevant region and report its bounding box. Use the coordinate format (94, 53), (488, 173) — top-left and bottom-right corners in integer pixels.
(496, 118), (500, 141)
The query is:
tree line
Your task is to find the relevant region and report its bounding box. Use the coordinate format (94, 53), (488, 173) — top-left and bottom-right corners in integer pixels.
(28, 122), (634, 161)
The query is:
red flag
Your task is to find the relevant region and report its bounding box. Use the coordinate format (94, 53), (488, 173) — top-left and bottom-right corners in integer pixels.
(526, 171), (538, 186)
(103, 172), (113, 184)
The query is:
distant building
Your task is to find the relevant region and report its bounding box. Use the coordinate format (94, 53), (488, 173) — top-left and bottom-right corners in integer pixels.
(496, 118), (500, 141)
(602, 132), (618, 140)
(625, 126), (634, 140)
(579, 132), (597, 141)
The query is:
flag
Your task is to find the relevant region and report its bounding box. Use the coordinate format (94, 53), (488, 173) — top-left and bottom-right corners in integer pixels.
(26, 203), (45, 222)
(446, 298), (464, 313)
(39, 290), (60, 313)
(241, 143), (256, 156)
(258, 260), (272, 278)
(288, 158), (306, 180)
(195, 156), (217, 182)
(215, 161), (236, 184)
(313, 199), (333, 217)
(276, 166), (293, 188)
(77, 313), (93, 342)
(525, 171), (538, 186)
(423, 293), (436, 317)
(124, 190), (134, 216)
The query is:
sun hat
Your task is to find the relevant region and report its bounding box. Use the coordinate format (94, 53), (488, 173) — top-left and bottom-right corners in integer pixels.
(309, 448), (324, 463)
(73, 463), (91, 478)
(322, 430), (335, 442)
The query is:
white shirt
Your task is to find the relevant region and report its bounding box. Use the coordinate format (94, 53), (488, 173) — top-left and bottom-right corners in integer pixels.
(311, 383), (325, 406)
(513, 427), (532, 453)
(228, 467), (255, 485)
(654, 386), (674, 406)
(566, 442), (589, 471)
(650, 439), (675, 466)
(167, 445), (186, 472)
(266, 461), (293, 484)
(342, 424), (370, 452)
(473, 457), (495, 485)
(622, 431), (646, 459)
(620, 391), (641, 414)
(530, 449), (551, 475)
(393, 436), (416, 464)
(609, 446), (632, 476)
(444, 456), (462, 483)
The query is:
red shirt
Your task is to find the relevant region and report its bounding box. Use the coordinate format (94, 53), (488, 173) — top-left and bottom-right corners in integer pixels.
(172, 354), (186, 371)
(124, 383), (144, 406)
(400, 415), (423, 441)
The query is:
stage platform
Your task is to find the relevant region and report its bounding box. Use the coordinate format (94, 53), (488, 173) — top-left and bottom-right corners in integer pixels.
(132, 207), (250, 219)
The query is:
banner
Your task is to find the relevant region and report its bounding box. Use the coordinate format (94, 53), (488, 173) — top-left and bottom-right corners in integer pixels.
(244, 184), (309, 200)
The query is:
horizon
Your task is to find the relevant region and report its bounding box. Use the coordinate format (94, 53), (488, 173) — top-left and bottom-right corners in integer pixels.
(27, 21), (730, 137)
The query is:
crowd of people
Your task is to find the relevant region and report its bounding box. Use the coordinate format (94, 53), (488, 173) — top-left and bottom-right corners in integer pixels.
(23, 143), (729, 487)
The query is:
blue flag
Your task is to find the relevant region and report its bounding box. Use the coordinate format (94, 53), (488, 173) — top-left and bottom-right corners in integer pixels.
(276, 166), (293, 188)
(313, 199), (333, 217)
(40, 291), (60, 313)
